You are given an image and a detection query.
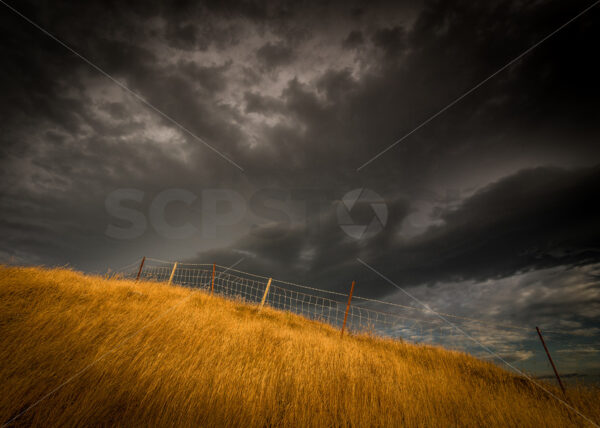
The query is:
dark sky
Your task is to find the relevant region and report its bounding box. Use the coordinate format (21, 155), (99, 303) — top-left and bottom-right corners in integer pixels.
(1, 0), (599, 375)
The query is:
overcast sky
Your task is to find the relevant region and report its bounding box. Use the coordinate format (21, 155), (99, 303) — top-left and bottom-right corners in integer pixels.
(1, 0), (599, 377)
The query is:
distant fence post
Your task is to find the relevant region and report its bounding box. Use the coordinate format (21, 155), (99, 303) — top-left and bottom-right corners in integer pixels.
(168, 262), (178, 285)
(135, 256), (146, 281)
(536, 326), (566, 394)
(259, 278), (273, 310)
(211, 263), (216, 295)
(340, 280), (356, 337)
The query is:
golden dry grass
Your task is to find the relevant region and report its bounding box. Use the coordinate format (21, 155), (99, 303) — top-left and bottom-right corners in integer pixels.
(0, 266), (598, 427)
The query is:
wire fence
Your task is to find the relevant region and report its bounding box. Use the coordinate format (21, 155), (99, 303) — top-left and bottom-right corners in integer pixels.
(114, 257), (600, 380)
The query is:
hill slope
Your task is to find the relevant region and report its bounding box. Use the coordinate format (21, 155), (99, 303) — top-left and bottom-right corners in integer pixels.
(0, 266), (598, 427)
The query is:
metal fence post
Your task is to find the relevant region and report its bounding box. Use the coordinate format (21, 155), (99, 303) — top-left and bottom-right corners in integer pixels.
(135, 256), (146, 281)
(536, 326), (566, 394)
(211, 263), (216, 295)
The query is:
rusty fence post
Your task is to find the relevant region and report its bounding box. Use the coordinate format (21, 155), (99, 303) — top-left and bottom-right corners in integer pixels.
(135, 256), (146, 281)
(211, 263), (216, 295)
(341, 281), (356, 337)
(536, 326), (566, 394)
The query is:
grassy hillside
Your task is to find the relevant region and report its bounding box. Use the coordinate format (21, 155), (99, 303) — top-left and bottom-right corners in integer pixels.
(0, 266), (598, 427)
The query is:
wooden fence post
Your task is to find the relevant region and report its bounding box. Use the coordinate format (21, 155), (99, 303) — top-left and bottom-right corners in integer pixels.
(341, 281), (356, 337)
(211, 263), (216, 295)
(135, 256), (146, 281)
(536, 327), (566, 394)
(168, 262), (178, 284)
(259, 278), (273, 310)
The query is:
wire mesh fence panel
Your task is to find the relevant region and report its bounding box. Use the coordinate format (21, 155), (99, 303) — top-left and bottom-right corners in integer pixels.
(213, 271), (266, 304)
(265, 284), (346, 326)
(172, 266), (212, 289)
(114, 258), (600, 378)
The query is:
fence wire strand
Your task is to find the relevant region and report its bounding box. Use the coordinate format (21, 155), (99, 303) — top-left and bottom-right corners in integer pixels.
(114, 258), (599, 367)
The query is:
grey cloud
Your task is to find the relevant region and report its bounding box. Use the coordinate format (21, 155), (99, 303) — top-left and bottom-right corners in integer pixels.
(102, 102), (129, 119)
(178, 60), (232, 93)
(316, 69), (357, 103)
(372, 26), (406, 57)
(244, 92), (284, 114)
(185, 193), (409, 294)
(382, 263), (600, 377)
(187, 166), (600, 298)
(165, 23), (203, 51)
(256, 41), (295, 70)
(361, 166), (600, 294)
(164, 20), (243, 51)
(342, 30), (364, 49)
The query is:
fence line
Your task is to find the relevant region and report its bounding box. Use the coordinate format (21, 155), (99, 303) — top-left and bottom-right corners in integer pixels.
(114, 257), (599, 379)
(136, 258), (575, 334)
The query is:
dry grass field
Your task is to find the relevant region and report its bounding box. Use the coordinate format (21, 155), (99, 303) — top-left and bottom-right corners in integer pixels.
(0, 265), (598, 427)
